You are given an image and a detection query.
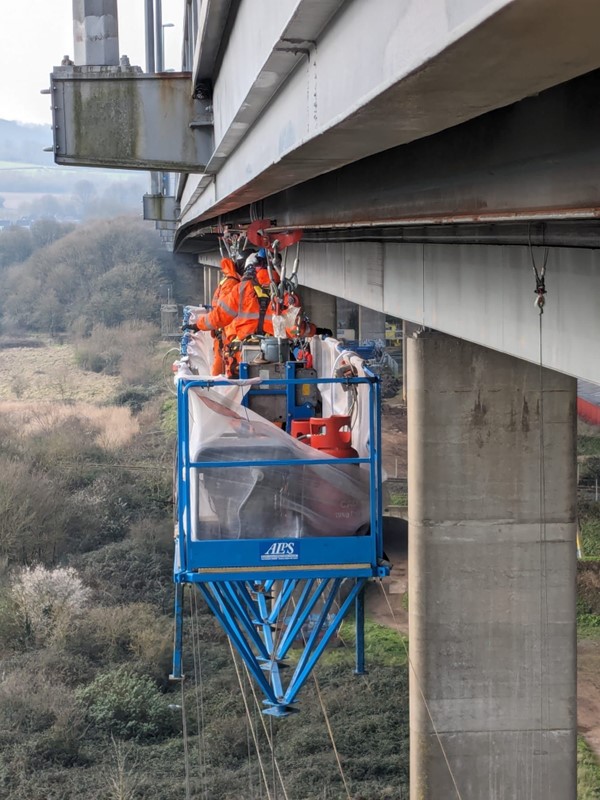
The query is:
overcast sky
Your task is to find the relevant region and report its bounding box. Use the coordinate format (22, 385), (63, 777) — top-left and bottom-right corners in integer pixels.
(0, 0), (183, 126)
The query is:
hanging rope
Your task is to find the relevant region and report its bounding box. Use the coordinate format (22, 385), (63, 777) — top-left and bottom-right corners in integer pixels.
(241, 661), (291, 800)
(189, 590), (209, 800)
(227, 638), (274, 800)
(290, 589), (352, 800)
(311, 672), (352, 800)
(242, 666), (256, 800)
(269, 715), (277, 800)
(528, 226), (548, 314)
(180, 675), (192, 800)
(535, 266), (549, 798)
(376, 581), (464, 800)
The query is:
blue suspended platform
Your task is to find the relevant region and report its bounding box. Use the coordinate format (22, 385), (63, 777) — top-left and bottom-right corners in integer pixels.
(171, 369), (390, 716)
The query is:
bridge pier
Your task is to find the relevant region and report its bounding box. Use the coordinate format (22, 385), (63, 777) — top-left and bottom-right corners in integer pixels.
(201, 263), (219, 306)
(301, 287), (337, 337)
(407, 331), (576, 800)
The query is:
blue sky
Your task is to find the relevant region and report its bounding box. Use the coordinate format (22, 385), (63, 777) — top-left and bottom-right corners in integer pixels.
(0, 0), (183, 125)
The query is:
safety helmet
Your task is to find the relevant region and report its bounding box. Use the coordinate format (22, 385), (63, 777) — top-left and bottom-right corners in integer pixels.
(235, 247), (256, 274)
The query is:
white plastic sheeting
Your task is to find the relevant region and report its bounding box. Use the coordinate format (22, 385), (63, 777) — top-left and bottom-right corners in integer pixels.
(311, 336), (372, 461)
(185, 385), (371, 540)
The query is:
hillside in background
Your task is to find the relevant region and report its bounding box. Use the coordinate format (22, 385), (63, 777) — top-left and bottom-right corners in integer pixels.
(0, 119), (54, 166)
(0, 119), (146, 221)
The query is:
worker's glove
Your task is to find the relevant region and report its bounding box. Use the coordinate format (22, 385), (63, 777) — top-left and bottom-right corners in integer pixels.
(181, 323), (197, 332)
(316, 327), (333, 338)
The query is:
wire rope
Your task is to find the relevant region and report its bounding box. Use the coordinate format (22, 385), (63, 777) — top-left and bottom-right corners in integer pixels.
(376, 580), (464, 800)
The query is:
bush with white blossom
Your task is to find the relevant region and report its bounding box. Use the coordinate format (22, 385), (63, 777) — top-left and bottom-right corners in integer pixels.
(12, 564), (90, 645)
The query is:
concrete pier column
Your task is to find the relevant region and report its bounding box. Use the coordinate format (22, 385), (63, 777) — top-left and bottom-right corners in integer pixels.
(407, 331), (576, 800)
(301, 287), (337, 334)
(73, 0), (120, 66)
(358, 306), (386, 343)
(202, 264), (219, 305)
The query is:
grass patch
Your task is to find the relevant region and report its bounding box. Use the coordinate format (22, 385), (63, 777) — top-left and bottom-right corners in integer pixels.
(161, 397), (177, 437)
(388, 490), (408, 506)
(578, 613), (600, 639)
(581, 515), (600, 559)
(577, 597), (600, 640)
(579, 435), (600, 457)
(326, 618), (407, 668)
(578, 736), (600, 799)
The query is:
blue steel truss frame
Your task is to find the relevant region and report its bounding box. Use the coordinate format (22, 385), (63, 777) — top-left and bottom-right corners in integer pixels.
(171, 370), (389, 715)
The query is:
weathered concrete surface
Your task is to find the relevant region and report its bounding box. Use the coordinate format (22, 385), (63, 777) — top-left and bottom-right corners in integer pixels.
(301, 287), (337, 336)
(201, 264), (220, 306)
(407, 332), (577, 799)
(200, 239), (600, 385)
(358, 307), (386, 343)
(180, 0), (600, 226)
(73, 0), (119, 66)
(50, 68), (213, 171)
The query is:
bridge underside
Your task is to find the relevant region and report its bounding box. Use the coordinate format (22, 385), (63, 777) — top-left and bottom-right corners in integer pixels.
(179, 69), (600, 384)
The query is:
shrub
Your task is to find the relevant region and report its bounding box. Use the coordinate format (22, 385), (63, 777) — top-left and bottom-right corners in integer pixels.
(76, 665), (178, 741)
(0, 457), (65, 564)
(0, 669), (76, 735)
(62, 602), (172, 682)
(12, 564), (90, 646)
(74, 321), (161, 386)
(72, 538), (172, 611)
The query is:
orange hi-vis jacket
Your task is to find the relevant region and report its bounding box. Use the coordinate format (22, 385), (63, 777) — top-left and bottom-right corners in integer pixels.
(201, 258), (240, 374)
(195, 258), (240, 341)
(196, 267), (316, 342)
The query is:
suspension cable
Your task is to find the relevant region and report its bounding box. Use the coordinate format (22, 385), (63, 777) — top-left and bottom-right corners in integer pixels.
(376, 580), (464, 800)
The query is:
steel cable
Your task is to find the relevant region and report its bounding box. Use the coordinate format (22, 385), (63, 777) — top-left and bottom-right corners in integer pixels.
(376, 580), (464, 800)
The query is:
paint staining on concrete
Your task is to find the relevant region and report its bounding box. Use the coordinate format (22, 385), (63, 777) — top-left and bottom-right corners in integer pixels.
(471, 389), (487, 427)
(521, 395), (530, 433)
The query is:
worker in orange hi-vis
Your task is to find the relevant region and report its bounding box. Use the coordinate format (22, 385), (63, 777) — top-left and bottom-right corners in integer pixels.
(184, 250), (330, 377)
(187, 253), (244, 375)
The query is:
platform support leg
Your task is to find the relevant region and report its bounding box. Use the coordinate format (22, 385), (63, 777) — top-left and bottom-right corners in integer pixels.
(170, 582), (185, 680)
(354, 582), (366, 675)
